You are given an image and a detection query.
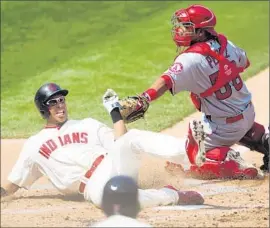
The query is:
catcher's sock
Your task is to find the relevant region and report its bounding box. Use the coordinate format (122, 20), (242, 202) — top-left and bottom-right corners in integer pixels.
(260, 154), (269, 172)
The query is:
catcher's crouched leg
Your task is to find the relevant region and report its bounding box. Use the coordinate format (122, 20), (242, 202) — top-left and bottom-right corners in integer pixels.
(187, 147), (262, 179)
(182, 120), (262, 179)
(239, 122), (269, 172)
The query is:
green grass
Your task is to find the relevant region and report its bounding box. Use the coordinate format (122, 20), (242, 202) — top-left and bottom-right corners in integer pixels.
(1, 1), (269, 138)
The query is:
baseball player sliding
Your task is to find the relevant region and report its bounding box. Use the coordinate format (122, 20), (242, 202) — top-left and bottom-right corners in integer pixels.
(0, 83), (204, 208)
(124, 4), (269, 179)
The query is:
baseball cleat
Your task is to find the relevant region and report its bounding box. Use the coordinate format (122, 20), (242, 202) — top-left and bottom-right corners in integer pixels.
(226, 149), (264, 179)
(164, 185), (204, 205)
(190, 120), (206, 167)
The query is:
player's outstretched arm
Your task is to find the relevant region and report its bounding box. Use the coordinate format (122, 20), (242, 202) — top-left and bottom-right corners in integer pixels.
(141, 75), (172, 102)
(102, 89), (127, 140)
(112, 75), (171, 124)
(1, 182), (20, 198)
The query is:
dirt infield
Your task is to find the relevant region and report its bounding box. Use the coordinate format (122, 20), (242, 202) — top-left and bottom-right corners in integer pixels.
(1, 68), (269, 227)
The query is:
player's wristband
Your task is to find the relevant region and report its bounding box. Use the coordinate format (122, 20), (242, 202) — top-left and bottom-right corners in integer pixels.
(110, 108), (123, 123)
(142, 88), (157, 102)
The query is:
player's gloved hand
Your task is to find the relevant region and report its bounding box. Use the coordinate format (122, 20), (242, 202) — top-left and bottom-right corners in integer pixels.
(102, 89), (122, 114)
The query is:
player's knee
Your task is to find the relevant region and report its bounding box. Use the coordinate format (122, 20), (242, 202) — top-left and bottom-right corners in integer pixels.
(88, 193), (102, 208)
(206, 147), (230, 161)
(127, 129), (141, 136)
(239, 122), (269, 154)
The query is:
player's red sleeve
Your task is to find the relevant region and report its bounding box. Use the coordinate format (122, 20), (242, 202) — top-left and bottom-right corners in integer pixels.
(141, 75), (173, 102)
(161, 75), (173, 90)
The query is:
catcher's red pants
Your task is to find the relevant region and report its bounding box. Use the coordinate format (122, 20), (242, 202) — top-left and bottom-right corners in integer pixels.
(185, 124), (257, 179)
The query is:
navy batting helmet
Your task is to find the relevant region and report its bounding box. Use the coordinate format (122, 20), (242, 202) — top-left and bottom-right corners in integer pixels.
(34, 83), (68, 119)
(101, 175), (140, 218)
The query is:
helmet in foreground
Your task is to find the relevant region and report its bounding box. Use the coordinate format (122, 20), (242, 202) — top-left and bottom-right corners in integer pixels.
(101, 175), (140, 218)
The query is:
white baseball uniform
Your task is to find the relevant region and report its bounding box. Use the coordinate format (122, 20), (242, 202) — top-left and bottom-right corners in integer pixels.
(91, 215), (152, 227)
(163, 39), (254, 150)
(8, 117), (185, 208)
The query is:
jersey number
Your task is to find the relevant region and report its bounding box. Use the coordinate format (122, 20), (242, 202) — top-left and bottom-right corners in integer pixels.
(209, 61), (243, 100)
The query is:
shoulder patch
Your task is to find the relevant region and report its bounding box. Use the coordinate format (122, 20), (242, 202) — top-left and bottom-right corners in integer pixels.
(169, 62), (183, 74)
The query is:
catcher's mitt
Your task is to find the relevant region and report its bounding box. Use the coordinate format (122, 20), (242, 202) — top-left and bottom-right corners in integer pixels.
(119, 96), (150, 124)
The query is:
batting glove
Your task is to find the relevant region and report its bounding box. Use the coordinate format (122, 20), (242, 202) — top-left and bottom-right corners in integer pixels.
(102, 89), (122, 114)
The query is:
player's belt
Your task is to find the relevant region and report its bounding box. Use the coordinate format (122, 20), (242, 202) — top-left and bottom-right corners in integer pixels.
(206, 102), (252, 124)
(206, 113), (244, 124)
(225, 113), (244, 124)
(79, 155), (105, 194)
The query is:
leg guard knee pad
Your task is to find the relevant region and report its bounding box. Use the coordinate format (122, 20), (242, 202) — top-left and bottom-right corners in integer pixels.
(189, 148), (259, 179)
(239, 122), (269, 155)
(190, 160), (238, 179)
(185, 124), (199, 165)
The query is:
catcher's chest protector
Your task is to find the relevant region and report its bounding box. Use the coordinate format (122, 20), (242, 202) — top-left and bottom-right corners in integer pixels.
(184, 34), (245, 98)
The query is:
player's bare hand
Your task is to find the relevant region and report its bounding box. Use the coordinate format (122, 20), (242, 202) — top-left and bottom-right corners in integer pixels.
(102, 89), (122, 113)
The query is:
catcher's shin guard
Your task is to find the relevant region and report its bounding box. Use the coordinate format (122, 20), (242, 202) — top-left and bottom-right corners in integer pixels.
(185, 120), (206, 167)
(188, 148), (262, 179)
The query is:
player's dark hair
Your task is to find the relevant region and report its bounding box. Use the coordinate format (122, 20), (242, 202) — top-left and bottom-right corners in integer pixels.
(203, 30), (219, 42)
(191, 28), (218, 45)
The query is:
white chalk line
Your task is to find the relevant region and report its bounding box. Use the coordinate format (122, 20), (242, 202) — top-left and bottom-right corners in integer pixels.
(1, 205), (86, 215)
(152, 204), (266, 215)
(153, 205), (212, 211)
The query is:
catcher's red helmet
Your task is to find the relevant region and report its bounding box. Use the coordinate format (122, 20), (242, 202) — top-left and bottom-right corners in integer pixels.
(171, 4), (217, 47)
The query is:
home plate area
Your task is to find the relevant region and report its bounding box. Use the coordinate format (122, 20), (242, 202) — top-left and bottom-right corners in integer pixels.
(154, 178), (255, 211)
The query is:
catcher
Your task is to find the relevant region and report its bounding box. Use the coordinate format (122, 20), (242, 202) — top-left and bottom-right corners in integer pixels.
(118, 4), (269, 179)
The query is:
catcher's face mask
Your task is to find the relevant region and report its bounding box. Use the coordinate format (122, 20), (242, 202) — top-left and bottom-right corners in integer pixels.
(171, 5), (217, 48)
